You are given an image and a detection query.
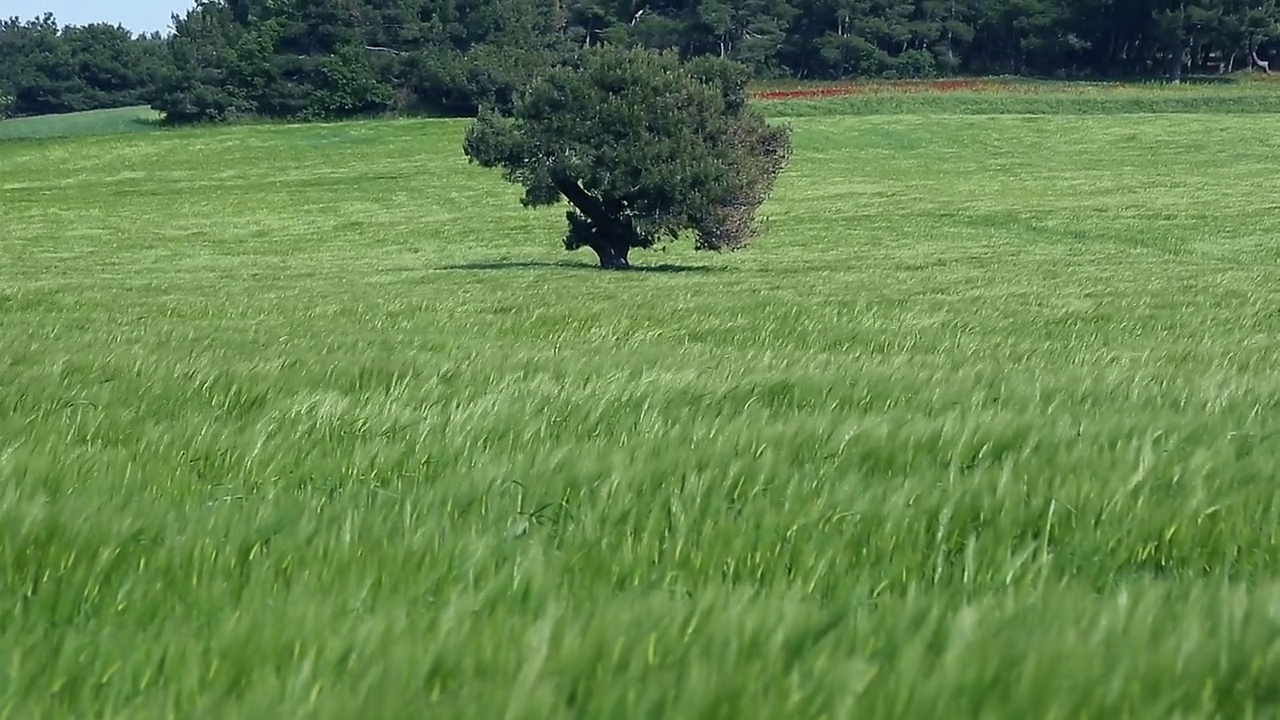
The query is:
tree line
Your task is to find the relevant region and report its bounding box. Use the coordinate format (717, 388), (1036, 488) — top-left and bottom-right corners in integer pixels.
(0, 14), (168, 118)
(3, 0), (1278, 122)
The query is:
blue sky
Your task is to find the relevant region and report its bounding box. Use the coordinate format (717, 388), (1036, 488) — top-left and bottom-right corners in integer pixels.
(6, 0), (194, 34)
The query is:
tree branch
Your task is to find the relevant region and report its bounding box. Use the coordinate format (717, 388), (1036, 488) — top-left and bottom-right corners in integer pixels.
(551, 173), (610, 225)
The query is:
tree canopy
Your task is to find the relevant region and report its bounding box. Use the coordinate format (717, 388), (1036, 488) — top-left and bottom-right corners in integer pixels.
(0, 14), (167, 118)
(3, 0), (1279, 123)
(463, 49), (791, 269)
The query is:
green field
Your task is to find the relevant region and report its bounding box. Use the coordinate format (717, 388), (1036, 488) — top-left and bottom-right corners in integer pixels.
(762, 79), (1280, 116)
(0, 105), (160, 142)
(2, 94), (1279, 718)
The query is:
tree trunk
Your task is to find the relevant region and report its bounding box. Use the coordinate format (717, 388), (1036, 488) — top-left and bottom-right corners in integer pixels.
(1253, 51), (1271, 74)
(591, 242), (630, 270)
(1168, 48), (1183, 84)
(552, 174), (638, 270)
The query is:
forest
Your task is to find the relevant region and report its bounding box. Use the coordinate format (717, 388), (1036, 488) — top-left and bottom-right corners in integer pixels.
(2, 0), (1278, 122)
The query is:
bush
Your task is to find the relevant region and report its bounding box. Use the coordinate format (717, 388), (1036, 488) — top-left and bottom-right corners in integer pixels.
(312, 47), (396, 117)
(150, 62), (251, 125)
(403, 45), (573, 117)
(891, 49), (938, 78)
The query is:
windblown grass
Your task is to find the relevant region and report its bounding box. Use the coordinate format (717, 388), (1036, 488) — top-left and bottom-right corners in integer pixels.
(1, 97), (1278, 718)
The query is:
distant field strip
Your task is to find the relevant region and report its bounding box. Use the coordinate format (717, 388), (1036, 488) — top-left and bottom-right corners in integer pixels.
(1, 105), (1278, 718)
(0, 105), (160, 141)
(753, 75), (1280, 115)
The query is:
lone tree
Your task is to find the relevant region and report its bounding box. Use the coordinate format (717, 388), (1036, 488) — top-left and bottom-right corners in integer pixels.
(463, 47), (792, 270)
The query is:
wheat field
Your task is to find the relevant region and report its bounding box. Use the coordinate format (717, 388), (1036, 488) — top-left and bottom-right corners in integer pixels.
(2, 99), (1279, 718)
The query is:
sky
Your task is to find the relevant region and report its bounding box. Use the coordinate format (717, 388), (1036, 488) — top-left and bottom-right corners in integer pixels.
(5, 0), (194, 34)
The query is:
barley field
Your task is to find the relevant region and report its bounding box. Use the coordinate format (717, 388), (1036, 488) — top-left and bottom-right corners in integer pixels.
(2, 91), (1279, 718)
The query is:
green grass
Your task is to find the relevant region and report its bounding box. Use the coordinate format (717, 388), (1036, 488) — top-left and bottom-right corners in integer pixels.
(0, 105), (160, 141)
(758, 74), (1280, 115)
(2, 96), (1279, 718)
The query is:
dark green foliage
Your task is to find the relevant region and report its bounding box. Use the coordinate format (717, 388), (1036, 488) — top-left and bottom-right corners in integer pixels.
(4, 0), (1279, 125)
(463, 48), (791, 269)
(402, 45), (577, 116)
(0, 14), (167, 118)
(146, 4), (248, 124)
(140, 0), (1279, 126)
(141, 0), (573, 122)
(148, 0), (404, 123)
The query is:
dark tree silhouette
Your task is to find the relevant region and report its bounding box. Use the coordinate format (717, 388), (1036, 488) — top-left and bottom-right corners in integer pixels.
(462, 48), (792, 269)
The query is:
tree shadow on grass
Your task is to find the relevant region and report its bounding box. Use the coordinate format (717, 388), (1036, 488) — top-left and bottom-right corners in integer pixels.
(435, 260), (723, 274)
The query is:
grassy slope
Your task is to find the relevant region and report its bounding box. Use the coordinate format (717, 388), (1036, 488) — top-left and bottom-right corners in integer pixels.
(1, 105), (1279, 718)
(0, 105), (160, 141)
